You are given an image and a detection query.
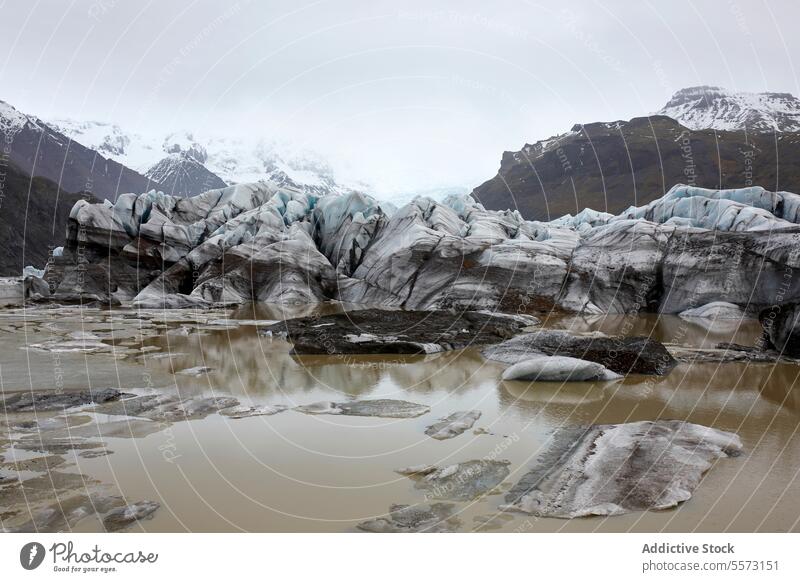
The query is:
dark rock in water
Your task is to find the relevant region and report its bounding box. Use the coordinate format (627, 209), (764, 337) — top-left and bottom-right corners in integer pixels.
(14, 440), (106, 455)
(93, 393), (179, 417)
(760, 303), (800, 357)
(1, 388), (126, 413)
(296, 399), (430, 418)
(264, 309), (529, 355)
(483, 330), (676, 375)
(357, 503), (461, 533)
(1, 455), (66, 472)
(501, 420), (742, 519)
(424, 411), (482, 440)
(395, 460), (511, 501)
(102, 501), (160, 532)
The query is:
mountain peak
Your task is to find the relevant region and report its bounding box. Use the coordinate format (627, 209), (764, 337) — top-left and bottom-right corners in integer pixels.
(48, 117), (147, 165)
(1, 99), (156, 199)
(0, 99), (40, 133)
(162, 131), (208, 164)
(658, 86), (800, 132)
(145, 152), (227, 198)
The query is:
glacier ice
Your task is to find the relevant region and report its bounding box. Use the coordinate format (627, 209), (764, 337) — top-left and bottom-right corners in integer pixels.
(45, 180), (800, 314)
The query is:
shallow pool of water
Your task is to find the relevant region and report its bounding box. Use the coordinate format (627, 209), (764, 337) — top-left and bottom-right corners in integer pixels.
(1, 304), (798, 532)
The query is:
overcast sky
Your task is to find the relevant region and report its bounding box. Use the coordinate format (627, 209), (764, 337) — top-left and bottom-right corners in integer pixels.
(1, 0), (798, 194)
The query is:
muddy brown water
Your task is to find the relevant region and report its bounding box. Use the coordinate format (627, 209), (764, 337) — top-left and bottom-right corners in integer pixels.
(1, 304), (798, 532)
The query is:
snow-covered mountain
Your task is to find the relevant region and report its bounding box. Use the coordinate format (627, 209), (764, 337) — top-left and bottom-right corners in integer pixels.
(657, 86), (800, 132)
(0, 100), (155, 197)
(0, 98), (40, 134)
(46, 118), (160, 170)
(145, 152), (227, 198)
(48, 119), (368, 197)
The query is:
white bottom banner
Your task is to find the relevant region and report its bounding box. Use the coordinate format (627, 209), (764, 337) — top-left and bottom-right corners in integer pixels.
(1, 533), (797, 581)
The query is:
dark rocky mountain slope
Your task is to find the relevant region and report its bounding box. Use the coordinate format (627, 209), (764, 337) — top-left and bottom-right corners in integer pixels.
(0, 162), (95, 275)
(145, 152), (227, 198)
(472, 115), (800, 220)
(1, 99), (159, 200)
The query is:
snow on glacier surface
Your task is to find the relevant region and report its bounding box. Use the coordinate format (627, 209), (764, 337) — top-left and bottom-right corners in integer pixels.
(609, 184), (800, 231)
(67, 179), (800, 270)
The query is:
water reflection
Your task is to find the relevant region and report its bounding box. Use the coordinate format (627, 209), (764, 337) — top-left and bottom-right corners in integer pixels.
(544, 312), (760, 348)
(757, 364), (800, 411)
(500, 379), (607, 406)
(1, 304), (799, 532)
(143, 305), (799, 431)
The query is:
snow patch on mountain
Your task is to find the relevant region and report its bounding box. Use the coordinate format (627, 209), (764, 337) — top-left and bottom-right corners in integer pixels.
(163, 132), (208, 164)
(145, 152), (227, 198)
(1, 99), (44, 134)
(657, 86), (800, 132)
(47, 118), (160, 169)
(510, 128), (581, 165)
(46, 118), (374, 198)
(0, 101), (35, 133)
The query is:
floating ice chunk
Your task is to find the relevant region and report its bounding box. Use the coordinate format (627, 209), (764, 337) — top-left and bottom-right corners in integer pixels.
(395, 460), (511, 501)
(502, 355), (622, 382)
(679, 301), (746, 320)
(103, 501), (160, 532)
(219, 404), (289, 418)
(173, 366), (214, 377)
(424, 411), (482, 440)
(295, 399), (430, 418)
(357, 503), (461, 533)
(501, 420), (742, 518)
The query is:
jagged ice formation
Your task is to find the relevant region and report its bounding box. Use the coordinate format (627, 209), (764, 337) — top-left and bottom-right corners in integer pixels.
(45, 182), (800, 314)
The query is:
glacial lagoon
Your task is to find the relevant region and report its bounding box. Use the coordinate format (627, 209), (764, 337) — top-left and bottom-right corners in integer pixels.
(1, 304), (798, 532)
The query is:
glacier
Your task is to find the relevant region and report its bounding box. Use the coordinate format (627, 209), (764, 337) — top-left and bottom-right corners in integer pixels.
(41, 181), (800, 315)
